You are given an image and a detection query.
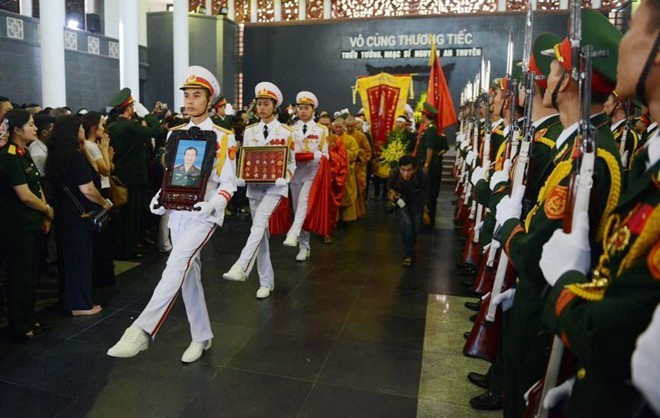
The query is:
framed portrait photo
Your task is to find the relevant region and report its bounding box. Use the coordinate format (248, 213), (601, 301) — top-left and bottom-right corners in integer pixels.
(160, 128), (217, 210)
(237, 146), (289, 184)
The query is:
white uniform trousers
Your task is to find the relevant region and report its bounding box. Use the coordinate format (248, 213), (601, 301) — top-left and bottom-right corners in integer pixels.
(288, 179), (313, 250)
(134, 211), (215, 343)
(235, 193), (281, 289)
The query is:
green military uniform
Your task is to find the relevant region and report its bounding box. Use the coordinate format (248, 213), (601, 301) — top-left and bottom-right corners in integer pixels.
(107, 88), (165, 259)
(0, 142), (44, 335)
(415, 103), (449, 220)
(473, 34), (566, 404)
(498, 15), (625, 416)
(543, 157), (659, 417)
(211, 96), (234, 131)
(171, 164), (202, 187)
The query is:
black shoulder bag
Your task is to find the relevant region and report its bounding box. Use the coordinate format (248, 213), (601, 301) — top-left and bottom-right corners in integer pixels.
(62, 186), (110, 232)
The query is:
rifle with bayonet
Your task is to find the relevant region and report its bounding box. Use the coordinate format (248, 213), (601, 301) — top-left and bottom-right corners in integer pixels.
(463, 24), (520, 362)
(525, 1), (605, 415)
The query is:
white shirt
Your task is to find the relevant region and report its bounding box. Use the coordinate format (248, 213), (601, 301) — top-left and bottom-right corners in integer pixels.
(555, 122), (579, 150)
(610, 118), (625, 133)
(85, 140), (110, 189)
(646, 130), (659, 171)
(28, 139), (48, 177)
(533, 113), (560, 129)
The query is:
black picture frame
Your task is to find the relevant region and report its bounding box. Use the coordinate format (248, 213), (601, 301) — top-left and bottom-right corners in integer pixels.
(160, 128), (217, 210)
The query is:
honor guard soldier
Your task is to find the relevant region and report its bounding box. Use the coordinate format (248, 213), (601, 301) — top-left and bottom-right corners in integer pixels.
(211, 96), (234, 131)
(467, 33), (567, 412)
(223, 82), (296, 299)
(107, 88), (165, 260)
(107, 66), (238, 363)
(283, 91), (328, 261)
(538, 1), (660, 415)
(414, 103), (449, 225)
(494, 10), (624, 416)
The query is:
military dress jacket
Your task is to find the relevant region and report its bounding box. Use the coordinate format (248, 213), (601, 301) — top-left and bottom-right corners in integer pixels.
(543, 156), (660, 418)
(0, 142), (44, 232)
(242, 119), (296, 199)
(291, 120), (328, 184)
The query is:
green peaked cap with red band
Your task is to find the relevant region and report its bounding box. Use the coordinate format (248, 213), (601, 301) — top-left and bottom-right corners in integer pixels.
(541, 8), (622, 94)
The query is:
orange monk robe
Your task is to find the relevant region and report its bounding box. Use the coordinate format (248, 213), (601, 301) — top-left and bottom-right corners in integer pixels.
(327, 135), (348, 228)
(305, 134), (349, 235)
(350, 129), (372, 218)
(340, 132), (359, 222)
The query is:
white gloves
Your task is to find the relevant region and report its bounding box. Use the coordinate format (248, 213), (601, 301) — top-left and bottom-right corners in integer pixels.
(539, 212), (591, 287)
(232, 176), (246, 187)
(459, 139), (470, 151)
(149, 190), (166, 215)
(275, 178), (288, 187)
(470, 166), (487, 186)
(134, 102), (149, 118)
(493, 288), (516, 312)
(490, 159), (512, 190)
(632, 303), (660, 415)
(456, 132), (465, 144)
(543, 378), (575, 410)
(474, 220), (484, 231)
(193, 193), (229, 224)
(495, 186), (525, 226)
(465, 151), (477, 166)
(314, 151), (323, 162)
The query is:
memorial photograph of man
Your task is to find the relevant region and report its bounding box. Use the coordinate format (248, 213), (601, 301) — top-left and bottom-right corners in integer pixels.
(170, 143), (203, 187)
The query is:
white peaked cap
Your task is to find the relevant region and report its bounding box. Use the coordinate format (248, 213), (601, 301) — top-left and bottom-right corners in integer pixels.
(179, 65), (221, 102)
(296, 91), (318, 108)
(255, 81), (283, 107)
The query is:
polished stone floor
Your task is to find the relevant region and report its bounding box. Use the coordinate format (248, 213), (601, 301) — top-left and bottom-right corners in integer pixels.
(0, 191), (499, 417)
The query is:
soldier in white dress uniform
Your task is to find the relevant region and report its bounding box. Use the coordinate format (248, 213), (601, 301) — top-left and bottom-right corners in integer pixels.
(283, 91), (328, 261)
(107, 66), (237, 363)
(222, 82), (296, 299)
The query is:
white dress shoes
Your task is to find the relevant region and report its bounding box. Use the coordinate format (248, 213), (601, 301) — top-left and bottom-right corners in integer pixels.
(283, 233), (298, 247)
(107, 325), (149, 358)
(295, 248), (311, 261)
(223, 262), (246, 281)
(181, 339), (212, 363)
(256, 285), (274, 299)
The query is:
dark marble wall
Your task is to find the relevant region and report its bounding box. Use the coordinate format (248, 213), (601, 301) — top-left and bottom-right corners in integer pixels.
(0, 9), (127, 111)
(242, 11), (570, 114)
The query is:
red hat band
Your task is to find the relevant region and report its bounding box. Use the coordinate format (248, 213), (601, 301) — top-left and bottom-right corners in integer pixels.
(183, 75), (215, 97)
(115, 96), (134, 109)
(257, 89), (278, 101)
(554, 38), (615, 94)
(529, 55), (548, 90)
